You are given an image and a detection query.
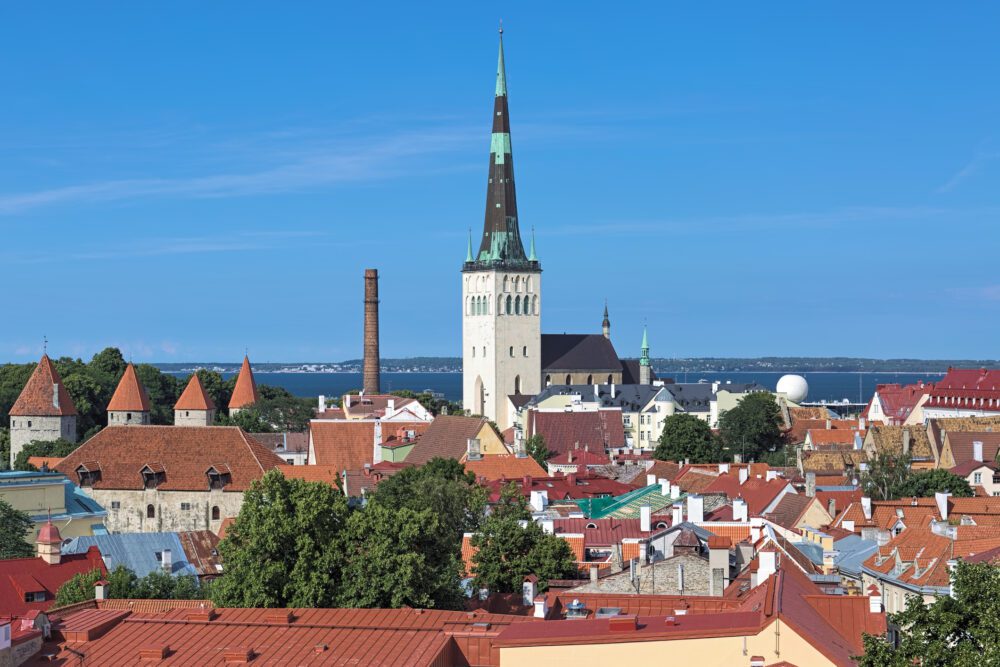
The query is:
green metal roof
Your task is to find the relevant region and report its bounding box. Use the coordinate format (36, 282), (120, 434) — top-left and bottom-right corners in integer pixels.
(571, 484), (687, 519)
(495, 31), (507, 97)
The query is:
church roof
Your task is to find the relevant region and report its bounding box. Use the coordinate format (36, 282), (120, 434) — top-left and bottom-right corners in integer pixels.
(229, 355), (259, 409)
(10, 354), (78, 417)
(541, 334), (621, 373)
(465, 29), (537, 271)
(174, 374), (216, 411)
(107, 363), (151, 412)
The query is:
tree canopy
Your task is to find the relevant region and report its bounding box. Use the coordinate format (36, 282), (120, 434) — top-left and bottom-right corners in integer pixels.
(717, 392), (784, 462)
(13, 438), (80, 471)
(0, 497), (34, 559)
(862, 451), (973, 500)
(526, 434), (553, 467)
(655, 413), (719, 463)
(54, 564), (205, 607)
(470, 484), (576, 594)
(858, 561), (1000, 666)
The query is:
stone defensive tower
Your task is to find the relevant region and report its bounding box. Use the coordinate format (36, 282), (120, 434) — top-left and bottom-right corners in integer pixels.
(363, 268), (381, 395)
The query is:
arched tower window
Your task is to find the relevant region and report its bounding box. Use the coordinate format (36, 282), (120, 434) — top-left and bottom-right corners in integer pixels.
(565, 375), (572, 385)
(503, 275), (509, 292)
(545, 375), (551, 386)
(523, 346), (527, 357)
(498, 295), (504, 315)
(211, 506), (220, 521)
(514, 375), (521, 394)
(509, 346), (514, 357)
(527, 276), (534, 292)
(146, 504), (155, 519)
(532, 295), (538, 315)
(506, 295), (512, 314)
(607, 374), (613, 384)
(515, 296), (521, 315)
(587, 375), (594, 385)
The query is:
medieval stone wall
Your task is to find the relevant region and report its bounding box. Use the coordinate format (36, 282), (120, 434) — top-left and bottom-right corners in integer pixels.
(88, 488), (244, 534)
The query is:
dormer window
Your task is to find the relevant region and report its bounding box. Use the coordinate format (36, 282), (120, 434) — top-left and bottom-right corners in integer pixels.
(140, 464), (166, 489)
(76, 462), (102, 487)
(207, 464), (232, 490)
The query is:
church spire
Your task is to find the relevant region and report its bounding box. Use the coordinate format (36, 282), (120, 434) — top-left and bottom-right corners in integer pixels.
(602, 301), (611, 340)
(467, 27), (534, 269)
(639, 326), (651, 385)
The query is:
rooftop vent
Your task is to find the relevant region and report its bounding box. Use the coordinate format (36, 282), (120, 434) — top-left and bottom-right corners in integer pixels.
(594, 607), (623, 618)
(223, 648), (253, 664)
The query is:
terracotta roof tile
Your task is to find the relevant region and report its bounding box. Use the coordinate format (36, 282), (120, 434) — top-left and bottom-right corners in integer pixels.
(228, 356), (259, 409)
(405, 416), (488, 465)
(174, 374), (216, 411)
(0, 547), (105, 617)
(310, 420), (429, 471)
(106, 363), (151, 412)
(54, 426), (285, 491)
(764, 494), (819, 530)
(465, 454), (546, 481)
(525, 409), (625, 455)
(10, 354), (77, 417)
(865, 424), (933, 460)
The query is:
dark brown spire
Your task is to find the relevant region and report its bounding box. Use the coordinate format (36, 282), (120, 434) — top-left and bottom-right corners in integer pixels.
(467, 29), (537, 271)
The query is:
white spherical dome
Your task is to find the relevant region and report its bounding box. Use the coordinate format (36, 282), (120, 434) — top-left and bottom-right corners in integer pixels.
(776, 374), (809, 403)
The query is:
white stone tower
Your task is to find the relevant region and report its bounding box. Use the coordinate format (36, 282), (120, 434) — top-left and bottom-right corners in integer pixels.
(9, 354), (78, 467)
(462, 28), (541, 431)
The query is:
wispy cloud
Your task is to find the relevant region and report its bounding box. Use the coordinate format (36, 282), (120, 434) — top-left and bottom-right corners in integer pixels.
(946, 285), (1000, 301)
(937, 146), (1000, 193)
(0, 126), (480, 216)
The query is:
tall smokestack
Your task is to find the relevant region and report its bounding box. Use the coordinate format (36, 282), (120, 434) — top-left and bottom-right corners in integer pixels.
(363, 269), (381, 395)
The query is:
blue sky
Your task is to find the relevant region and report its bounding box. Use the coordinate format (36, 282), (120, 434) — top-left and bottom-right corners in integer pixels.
(1, 3), (998, 362)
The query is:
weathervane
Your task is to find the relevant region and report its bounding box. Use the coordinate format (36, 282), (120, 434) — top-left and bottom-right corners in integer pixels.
(42, 335), (48, 354)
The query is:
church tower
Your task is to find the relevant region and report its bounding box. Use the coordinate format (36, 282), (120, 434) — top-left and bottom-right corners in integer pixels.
(639, 327), (651, 385)
(462, 28), (541, 430)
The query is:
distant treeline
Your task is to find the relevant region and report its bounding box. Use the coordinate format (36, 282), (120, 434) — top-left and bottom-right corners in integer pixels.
(150, 356), (1000, 374)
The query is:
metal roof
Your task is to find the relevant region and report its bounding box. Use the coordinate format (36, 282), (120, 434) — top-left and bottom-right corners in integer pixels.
(63, 533), (200, 579)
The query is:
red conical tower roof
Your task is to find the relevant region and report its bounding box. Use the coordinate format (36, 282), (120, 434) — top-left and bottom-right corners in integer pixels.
(9, 354), (78, 417)
(107, 363), (151, 412)
(175, 374), (216, 411)
(229, 356), (259, 409)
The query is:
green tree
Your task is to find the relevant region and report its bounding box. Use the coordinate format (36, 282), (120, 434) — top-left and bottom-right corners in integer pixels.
(0, 428), (10, 471)
(0, 497), (34, 558)
(470, 483), (575, 593)
(655, 413), (719, 463)
(106, 564), (138, 598)
(337, 503), (464, 609)
(54, 568), (103, 607)
(896, 469), (973, 499)
(134, 364), (179, 425)
(858, 562), (1000, 666)
(861, 451), (914, 501)
(61, 372), (108, 439)
(217, 408), (275, 433)
(526, 434), (553, 467)
(211, 469), (349, 608)
(133, 569), (180, 599)
(372, 458), (487, 545)
(718, 392), (784, 461)
(13, 438), (80, 471)
(0, 363), (35, 428)
(89, 347), (127, 381)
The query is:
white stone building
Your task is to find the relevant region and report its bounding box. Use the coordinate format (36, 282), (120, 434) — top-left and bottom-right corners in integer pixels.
(8, 354), (78, 467)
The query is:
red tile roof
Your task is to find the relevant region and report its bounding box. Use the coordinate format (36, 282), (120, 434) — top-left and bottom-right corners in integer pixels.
(106, 363), (151, 412)
(864, 525), (1000, 588)
(946, 432), (1000, 466)
(341, 461), (411, 496)
(54, 426), (285, 491)
(228, 356), (259, 409)
(483, 474), (633, 502)
(806, 429), (863, 447)
(525, 409), (625, 455)
(342, 393), (421, 419)
(174, 374), (216, 411)
(9, 354), (77, 417)
(0, 547), (105, 617)
(551, 518), (660, 548)
(42, 606), (535, 667)
(279, 464), (343, 486)
(703, 473), (793, 516)
(405, 416), (489, 466)
(926, 368), (1000, 408)
(836, 496), (1000, 532)
(866, 382), (934, 423)
(465, 454), (546, 481)
(763, 494), (818, 530)
(548, 448), (608, 467)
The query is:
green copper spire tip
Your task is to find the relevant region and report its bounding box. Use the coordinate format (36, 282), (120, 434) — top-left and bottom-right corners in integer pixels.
(495, 27), (507, 97)
(466, 228), (474, 262)
(641, 326), (649, 351)
(640, 326), (650, 367)
(528, 226), (537, 261)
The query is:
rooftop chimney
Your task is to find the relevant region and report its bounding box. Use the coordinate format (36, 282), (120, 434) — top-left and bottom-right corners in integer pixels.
(935, 491), (951, 521)
(738, 468), (749, 485)
(733, 497), (748, 522)
(94, 579), (108, 600)
(646, 473), (657, 487)
(522, 577), (537, 607)
(868, 585), (883, 613)
(317, 395), (325, 412)
(467, 438), (482, 461)
(660, 479), (670, 496)
(611, 383), (616, 399)
(805, 472), (816, 497)
(533, 594), (548, 619)
(686, 494), (704, 523)
(902, 429), (911, 456)
(671, 503), (683, 525)
(974, 440), (984, 462)
(363, 269), (380, 395)
(640, 505), (652, 532)
(161, 548), (172, 572)
(861, 496), (872, 521)
(758, 550), (777, 581)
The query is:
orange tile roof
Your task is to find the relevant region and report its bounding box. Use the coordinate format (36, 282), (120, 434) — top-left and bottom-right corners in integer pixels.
(405, 416), (489, 465)
(106, 363), (151, 412)
(54, 426), (285, 491)
(9, 354), (77, 417)
(807, 429), (863, 446)
(174, 374), (216, 411)
(864, 525), (1000, 588)
(279, 464), (342, 486)
(309, 420), (427, 471)
(465, 454), (546, 481)
(26, 456), (63, 469)
(228, 356), (259, 409)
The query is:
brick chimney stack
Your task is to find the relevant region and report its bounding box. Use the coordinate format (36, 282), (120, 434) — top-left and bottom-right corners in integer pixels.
(363, 269), (381, 395)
